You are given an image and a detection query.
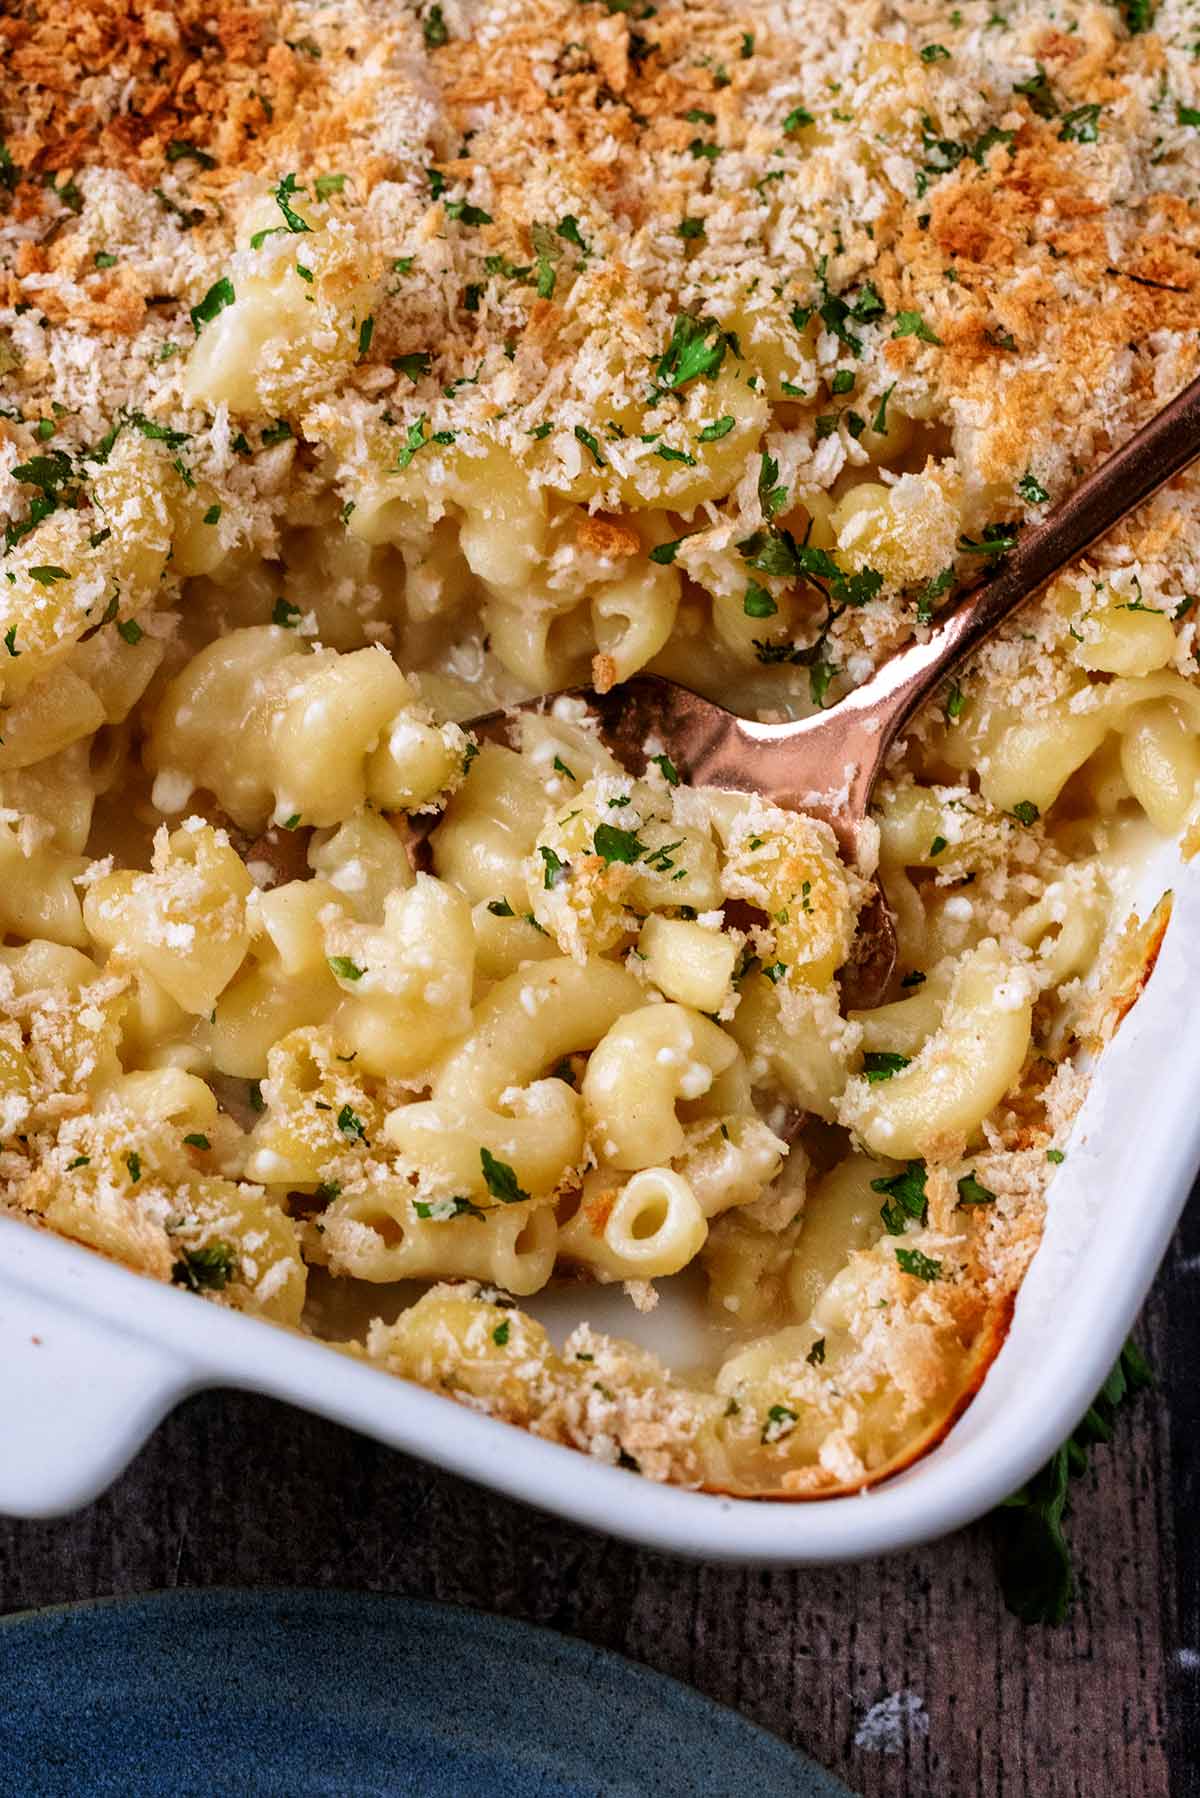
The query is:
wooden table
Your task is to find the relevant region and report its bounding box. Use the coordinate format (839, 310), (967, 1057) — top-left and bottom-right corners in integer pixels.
(2, 1196), (1196, 1798)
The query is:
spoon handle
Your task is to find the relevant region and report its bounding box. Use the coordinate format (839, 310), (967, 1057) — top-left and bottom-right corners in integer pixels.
(832, 368), (1200, 804)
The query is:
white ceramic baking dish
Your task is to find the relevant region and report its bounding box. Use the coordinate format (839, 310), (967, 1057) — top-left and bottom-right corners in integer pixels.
(1, 839), (1194, 1563)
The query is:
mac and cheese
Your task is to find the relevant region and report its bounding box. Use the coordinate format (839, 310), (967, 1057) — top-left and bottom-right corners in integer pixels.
(0, 0), (1194, 1495)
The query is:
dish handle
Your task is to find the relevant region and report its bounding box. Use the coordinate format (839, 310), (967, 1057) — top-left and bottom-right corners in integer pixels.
(0, 1268), (193, 1518)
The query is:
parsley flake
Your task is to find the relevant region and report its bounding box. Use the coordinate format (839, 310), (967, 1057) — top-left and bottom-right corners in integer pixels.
(1060, 104), (1102, 143)
(539, 844), (567, 888)
(328, 956), (365, 981)
(863, 1051), (911, 1083)
(872, 1160), (928, 1234)
(481, 1148), (529, 1204)
(896, 1246), (942, 1282)
(761, 1403), (797, 1444)
(337, 1104), (367, 1142)
(892, 309), (942, 344)
(172, 1242), (238, 1292)
(593, 823), (645, 865)
(957, 1171), (997, 1206)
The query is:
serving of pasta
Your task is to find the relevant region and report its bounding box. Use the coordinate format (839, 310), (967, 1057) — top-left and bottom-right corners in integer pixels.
(0, 0), (1196, 1498)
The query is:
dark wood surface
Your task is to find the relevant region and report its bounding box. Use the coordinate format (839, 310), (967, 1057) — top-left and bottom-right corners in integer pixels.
(2, 1197), (1197, 1797)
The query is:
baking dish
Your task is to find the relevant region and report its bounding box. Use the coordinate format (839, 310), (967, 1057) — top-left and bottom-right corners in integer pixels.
(0, 836), (1192, 1563)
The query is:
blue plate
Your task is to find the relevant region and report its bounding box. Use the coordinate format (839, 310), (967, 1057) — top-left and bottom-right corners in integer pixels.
(0, 1588), (851, 1796)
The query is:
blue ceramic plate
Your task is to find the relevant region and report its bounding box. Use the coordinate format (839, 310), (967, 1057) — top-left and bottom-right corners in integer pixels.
(0, 1588), (851, 1797)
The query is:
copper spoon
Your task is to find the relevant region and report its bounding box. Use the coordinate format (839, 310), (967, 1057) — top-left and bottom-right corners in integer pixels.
(438, 372), (1200, 1007)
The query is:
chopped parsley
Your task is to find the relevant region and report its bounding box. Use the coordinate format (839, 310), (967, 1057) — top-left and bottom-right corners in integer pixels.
(892, 309), (942, 344)
(393, 351), (433, 381)
(1013, 65), (1056, 119)
(761, 1404), (797, 1444)
(929, 835), (947, 857)
(652, 312), (732, 391)
(698, 415), (735, 442)
(573, 424), (606, 467)
(1018, 471), (1049, 505)
(189, 275), (236, 336)
(250, 172), (313, 247)
(116, 618), (143, 645)
(394, 414), (455, 469)
(27, 566), (70, 586)
(921, 43), (951, 61)
(3, 629), (17, 658)
(125, 1152), (141, 1183)
(445, 198), (492, 226)
(957, 1171), (997, 1206)
(743, 583), (777, 618)
(67, 1155), (90, 1171)
(539, 845), (567, 888)
(806, 1337), (826, 1366)
(1046, 1148), (1065, 1164)
(783, 105), (815, 133)
(552, 755), (577, 782)
(166, 140), (216, 169)
(677, 216), (705, 240)
(94, 250), (118, 269)
(1010, 800), (1040, 826)
(1060, 104), (1102, 143)
(758, 451), (789, 519)
(831, 368), (855, 396)
(486, 898), (516, 917)
(422, 3), (449, 46)
(203, 504), (222, 525)
(916, 565), (955, 625)
(328, 956), (365, 981)
(872, 383), (896, 434)
(649, 538), (684, 565)
(272, 597), (302, 628)
(357, 316), (375, 357)
(172, 1242), (238, 1293)
(593, 823), (646, 865)
(481, 1148), (529, 1204)
(654, 444), (696, 466)
(650, 752), (679, 785)
(762, 961), (787, 985)
(183, 1133), (210, 1151)
(415, 1195), (486, 1222)
(337, 1104), (367, 1142)
(314, 172), (348, 200)
(959, 522), (1019, 561)
(493, 1319), (511, 1346)
(863, 1051), (911, 1083)
(896, 1246), (942, 1281)
(872, 1160), (928, 1234)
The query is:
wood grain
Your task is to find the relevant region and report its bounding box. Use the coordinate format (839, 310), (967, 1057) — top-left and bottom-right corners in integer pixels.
(0, 1239), (1194, 1797)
